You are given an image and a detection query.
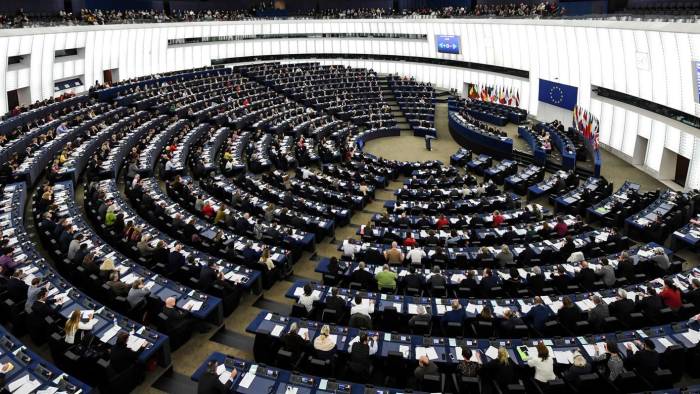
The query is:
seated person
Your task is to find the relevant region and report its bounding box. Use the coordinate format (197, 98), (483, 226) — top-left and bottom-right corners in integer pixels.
(312, 324), (336, 358)
(127, 278), (151, 309)
(408, 305), (432, 328)
(482, 347), (516, 386)
(414, 355), (439, 386)
(197, 360), (237, 394)
(64, 309), (95, 344)
(625, 339), (659, 377)
(457, 347), (481, 377)
(110, 332), (142, 373)
(161, 296), (194, 333)
(375, 264), (397, 290)
(441, 299), (466, 328)
(107, 271), (129, 297)
(297, 283), (320, 314)
(563, 352), (591, 385)
(347, 331), (378, 377)
(281, 322), (309, 358)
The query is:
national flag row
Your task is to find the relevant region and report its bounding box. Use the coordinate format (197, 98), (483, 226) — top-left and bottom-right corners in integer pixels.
(573, 104), (600, 151)
(467, 83), (520, 107)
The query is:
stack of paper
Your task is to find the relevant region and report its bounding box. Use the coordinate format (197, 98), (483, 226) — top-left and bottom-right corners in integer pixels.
(183, 300), (203, 311)
(239, 372), (255, 389)
(415, 346), (438, 360)
(682, 329), (700, 344)
(553, 350), (574, 364)
(575, 299), (595, 311)
(126, 335), (147, 351)
(582, 342), (606, 357)
(100, 325), (121, 343)
(398, 345), (410, 358)
(270, 325), (284, 337)
(657, 338), (675, 350)
(8, 374), (41, 394)
(484, 346), (499, 360)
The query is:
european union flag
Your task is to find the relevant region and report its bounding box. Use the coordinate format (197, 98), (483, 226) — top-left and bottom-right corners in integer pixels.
(538, 79), (578, 110)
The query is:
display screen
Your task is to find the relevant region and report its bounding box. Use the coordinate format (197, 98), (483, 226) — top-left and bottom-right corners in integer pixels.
(436, 35), (460, 54)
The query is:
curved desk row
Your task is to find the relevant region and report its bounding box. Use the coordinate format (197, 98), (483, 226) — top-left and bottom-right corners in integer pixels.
(448, 112), (513, 160)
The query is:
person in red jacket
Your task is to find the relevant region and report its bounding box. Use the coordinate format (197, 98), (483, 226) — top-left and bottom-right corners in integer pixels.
(436, 215), (449, 229)
(553, 216), (568, 237)
(492, 210), (504, 227)
(659, 279), (682, 310)
(403, 232), (417, 247)
(201, 201), (215, 219)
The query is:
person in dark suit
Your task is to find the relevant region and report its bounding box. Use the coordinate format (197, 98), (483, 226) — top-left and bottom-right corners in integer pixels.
(460, 270), (478, 291)
(107, 271), (129, 297)
(480, 268), (499, 296)
(527, 266), (546, 294)
(281, 322), (309, 358)
(441, 299), (466, 329)
(634, 288), (663, 323)
(30, 288), (56, 320)
(557, 296), (582, 331)
(525, 296), (550, 332)
(616, 251), (635, 282)
(559, 236), (575, 260)
(324, 287), (347, 316)
(198, 360), (236, 394)
(499, 308), (524, 337)
(575, 261), (596, 290)
(551, 265), (572, 293)
(609, 288), (635, 326)
(326, 257), (341, 276)
(110, 332), (140, 373)
(58, 227), (74, 253)
(684, 278), (700, 307)
(347, 332), (378, 377)
(625, 339), (659, 377)
(167, 243), (186, 273)
(162, 296), (193, 332)
(6, 270), (28, 302)
(587, 295), (609, 332)
(199, 260), (221, 290)
(408, 305), (432, 328)
(152, 240), (169, 264)
(235, 215), (251, 234)
(482, 347), (517, 387)
(403, 266), (423, 291)
(350, 262), (374, 290)
(427, 266), (447, 290)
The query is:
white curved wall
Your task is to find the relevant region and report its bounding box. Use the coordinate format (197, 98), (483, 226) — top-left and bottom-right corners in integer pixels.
(1, 19), (699, 188)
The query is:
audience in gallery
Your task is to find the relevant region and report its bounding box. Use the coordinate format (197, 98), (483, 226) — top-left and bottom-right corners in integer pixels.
(0, 1), (564, 29)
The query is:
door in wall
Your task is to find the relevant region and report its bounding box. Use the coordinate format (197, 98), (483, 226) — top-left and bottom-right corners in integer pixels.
(103, 70), (113, 85)
(6, 90), (19, 111)
(674, 155), (689, 188)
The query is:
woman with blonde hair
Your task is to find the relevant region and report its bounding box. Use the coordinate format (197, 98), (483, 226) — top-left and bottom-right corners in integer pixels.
(484, 347), (516, 385)
(313, 324), (336, 355)
(99, 258), (116, 279)
(64, 309), (95, 344)
(563, 351), (592, 385)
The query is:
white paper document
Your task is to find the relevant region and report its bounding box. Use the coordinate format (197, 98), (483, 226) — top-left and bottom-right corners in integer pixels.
(485, 346), (499, 360)
(415, 346), (438, 360)
(270, 325), (284, 337)
(239, 372), (255, 389)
